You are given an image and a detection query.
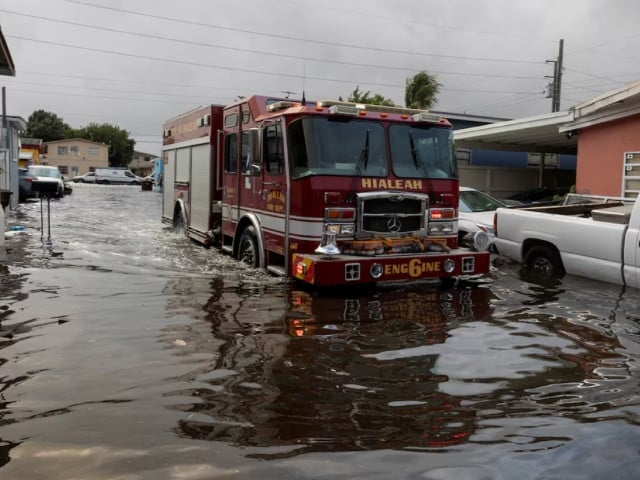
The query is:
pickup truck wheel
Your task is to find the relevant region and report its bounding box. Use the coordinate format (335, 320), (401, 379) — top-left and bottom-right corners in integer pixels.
(238, 226), (260, 269)
(524, 245), (564, 276)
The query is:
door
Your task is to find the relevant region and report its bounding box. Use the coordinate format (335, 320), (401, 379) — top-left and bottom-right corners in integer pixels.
(221, 106), (242, 242)
(258, 121), (288, 258)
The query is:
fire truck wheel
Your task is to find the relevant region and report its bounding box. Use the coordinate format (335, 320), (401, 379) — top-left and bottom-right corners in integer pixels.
(238, 226), (260, 269)
(173, 207), (186, 232)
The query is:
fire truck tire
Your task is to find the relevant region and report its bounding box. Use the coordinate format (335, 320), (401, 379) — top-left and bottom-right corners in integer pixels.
(238, 226), (260, 269)
(173, 207), (186, 232)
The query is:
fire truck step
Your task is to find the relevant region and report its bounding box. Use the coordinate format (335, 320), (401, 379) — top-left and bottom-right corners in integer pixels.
(266, 265), (286, 277)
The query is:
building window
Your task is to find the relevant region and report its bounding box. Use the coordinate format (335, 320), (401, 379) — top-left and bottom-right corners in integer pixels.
(59, 165), (69, 174)
(70, 145), (79, 155)
(88, 147), (99, 155)
(58, 146), (69, 155)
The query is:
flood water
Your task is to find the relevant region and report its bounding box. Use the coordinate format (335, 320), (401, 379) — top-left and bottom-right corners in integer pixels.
(0, 184), (639, 479)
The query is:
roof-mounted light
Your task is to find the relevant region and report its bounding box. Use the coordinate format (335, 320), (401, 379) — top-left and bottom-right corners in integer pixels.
(328, 104), (361, 116)
(412, 112), (441, 123)
(267, 101), (298, 112)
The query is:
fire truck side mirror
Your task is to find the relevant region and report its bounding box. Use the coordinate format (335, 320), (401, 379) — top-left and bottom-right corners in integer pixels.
(249, 163), (262, 176)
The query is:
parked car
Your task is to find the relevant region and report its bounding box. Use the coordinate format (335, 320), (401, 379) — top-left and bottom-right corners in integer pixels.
(73, 172), (96, 183)
(18, 167), (37, 202)
(458, 186), (511, 250)
(28, 165), (65, 198)
(63, 177), (73, 195)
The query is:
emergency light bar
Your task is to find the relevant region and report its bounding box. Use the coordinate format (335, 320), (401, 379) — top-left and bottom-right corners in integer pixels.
(267, 101), (298, 112)
(317, 100), (451, 125)
(328, 104), (361, 116)
(412, 112), (447, 124)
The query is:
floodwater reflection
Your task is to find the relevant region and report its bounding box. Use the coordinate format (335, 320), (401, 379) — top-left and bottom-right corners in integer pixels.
(167, 284), (494, 455)
(157, 272), (640, 466)
(0, 187), (639, 479)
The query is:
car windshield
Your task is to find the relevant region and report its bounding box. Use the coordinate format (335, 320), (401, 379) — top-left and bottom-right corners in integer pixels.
(30, 167), (60, 178)
(288, 117), (387, 179)
(459, 189), (506, 212)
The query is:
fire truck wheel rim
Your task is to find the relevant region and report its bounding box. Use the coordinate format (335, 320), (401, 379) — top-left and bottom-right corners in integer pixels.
(238, 227), (259, 269)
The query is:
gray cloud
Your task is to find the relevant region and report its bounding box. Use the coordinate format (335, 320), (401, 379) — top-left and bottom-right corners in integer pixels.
(2, 0), (640, 154)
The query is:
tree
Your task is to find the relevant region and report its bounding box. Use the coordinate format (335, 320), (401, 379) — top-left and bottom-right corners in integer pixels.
(24, 110), (71, 142)
(405, 71), (441, 110)
(74, 123), (136, 168)
(341, 86), (396, 106)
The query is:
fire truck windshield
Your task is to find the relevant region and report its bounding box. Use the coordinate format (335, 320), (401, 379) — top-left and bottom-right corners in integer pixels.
(289, 117), (387, 179)
(389, 124), (456, 179)
(288, 117), (456, 180)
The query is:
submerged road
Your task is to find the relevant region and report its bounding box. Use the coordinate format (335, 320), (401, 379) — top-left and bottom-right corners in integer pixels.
(0, 184), (639, 479)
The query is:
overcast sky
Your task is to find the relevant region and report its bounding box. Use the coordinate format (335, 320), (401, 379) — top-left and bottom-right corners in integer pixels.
(2, 0), (640, 155)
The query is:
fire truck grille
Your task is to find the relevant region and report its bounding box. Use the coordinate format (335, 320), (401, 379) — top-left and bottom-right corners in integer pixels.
(358, 194), (427, 236)
(362, 215), (422, 233)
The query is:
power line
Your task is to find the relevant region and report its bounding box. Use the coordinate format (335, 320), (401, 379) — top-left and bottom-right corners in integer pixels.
(0, 8), (544, 79)
(8, 35), (544, 97)
(62, 0), (542, 65)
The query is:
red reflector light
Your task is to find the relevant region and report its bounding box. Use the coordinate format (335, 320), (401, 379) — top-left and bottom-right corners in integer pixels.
(295, 262), (306, 276)
(430, 208), (454, 220)
(326, 208), (355, 220)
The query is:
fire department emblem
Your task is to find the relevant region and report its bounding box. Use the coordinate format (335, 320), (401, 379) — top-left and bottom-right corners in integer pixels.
(387, 216), (401, 233)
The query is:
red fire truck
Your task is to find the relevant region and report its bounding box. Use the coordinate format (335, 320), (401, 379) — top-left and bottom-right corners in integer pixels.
(161, 95), (491, 287)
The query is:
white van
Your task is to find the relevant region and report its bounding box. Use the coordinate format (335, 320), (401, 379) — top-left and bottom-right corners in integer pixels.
(94, 168), (142, 185)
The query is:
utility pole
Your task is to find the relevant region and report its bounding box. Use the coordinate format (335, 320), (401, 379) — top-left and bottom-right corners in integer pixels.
(546, 39), (564, 112)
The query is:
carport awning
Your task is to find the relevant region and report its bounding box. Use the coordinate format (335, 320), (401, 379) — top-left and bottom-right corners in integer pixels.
(453, 110), (577, 155)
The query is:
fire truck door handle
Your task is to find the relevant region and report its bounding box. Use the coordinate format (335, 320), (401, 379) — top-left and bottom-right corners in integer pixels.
(260, 180), (281, 188)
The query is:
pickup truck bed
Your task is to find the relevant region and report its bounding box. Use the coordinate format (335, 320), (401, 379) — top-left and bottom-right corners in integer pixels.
(494, 195), (640, 287)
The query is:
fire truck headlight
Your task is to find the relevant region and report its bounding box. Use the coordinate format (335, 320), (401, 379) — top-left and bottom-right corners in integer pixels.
(370, 263), (383, 279)
(443, 258), (455, 273)
(340, 224), (355, 235)
(429, 222), (455, 235)
(327, 223), (355, 235)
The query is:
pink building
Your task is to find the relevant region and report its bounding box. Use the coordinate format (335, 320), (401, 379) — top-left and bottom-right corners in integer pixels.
(560, 82), (640, 198)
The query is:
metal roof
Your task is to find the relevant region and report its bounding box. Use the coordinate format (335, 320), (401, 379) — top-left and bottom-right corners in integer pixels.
(454, 110), (577, 155)
(0, 27), (15, 76)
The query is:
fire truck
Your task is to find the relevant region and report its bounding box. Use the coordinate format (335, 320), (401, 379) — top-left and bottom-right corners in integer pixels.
(161, 95), (491, 287)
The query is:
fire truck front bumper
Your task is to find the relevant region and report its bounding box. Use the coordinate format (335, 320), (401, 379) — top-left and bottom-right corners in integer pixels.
(291, 250), (491, 287)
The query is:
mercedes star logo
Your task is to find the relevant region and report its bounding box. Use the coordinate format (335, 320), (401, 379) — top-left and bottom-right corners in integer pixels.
(387, 216), (401, 233)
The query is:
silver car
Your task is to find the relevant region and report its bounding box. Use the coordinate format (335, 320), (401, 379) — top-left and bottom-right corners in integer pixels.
(28, 165), (65, 198)
(73, 172), (97, 183)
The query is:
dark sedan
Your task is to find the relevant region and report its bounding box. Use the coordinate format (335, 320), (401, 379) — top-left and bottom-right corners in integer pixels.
(19, 167), (37, 202)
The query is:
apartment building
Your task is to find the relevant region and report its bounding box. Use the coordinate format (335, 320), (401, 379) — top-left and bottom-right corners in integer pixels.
(42, 138), (109, 177)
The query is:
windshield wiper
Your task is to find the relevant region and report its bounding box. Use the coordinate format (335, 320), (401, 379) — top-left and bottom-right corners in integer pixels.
(409, 130), (426, 174)
(355, 129), (370, 176)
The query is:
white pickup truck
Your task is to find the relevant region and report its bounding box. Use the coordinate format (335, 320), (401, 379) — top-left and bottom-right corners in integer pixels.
(494, 194), (640, 288)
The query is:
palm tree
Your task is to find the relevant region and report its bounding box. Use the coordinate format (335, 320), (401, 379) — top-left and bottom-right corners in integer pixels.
(405, 71), (440, 110)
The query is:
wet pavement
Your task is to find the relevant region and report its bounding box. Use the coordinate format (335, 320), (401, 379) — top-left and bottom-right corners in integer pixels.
(0, 184), (639, 479)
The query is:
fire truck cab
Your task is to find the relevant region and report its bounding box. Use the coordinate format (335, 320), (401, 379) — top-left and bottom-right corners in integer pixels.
(162, 95), (491, 287)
